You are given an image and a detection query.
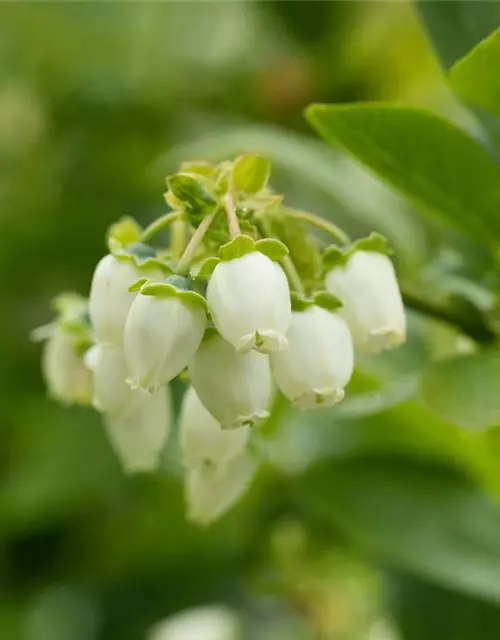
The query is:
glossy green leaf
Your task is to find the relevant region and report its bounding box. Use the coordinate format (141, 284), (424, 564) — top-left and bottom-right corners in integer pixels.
(300, 457), (500, 603)
(416, 1), (500, 69)
(166, 173), (217, 228)
(450, 29), (500, 119)
(420, 351), (500, 430)
(390, 572), (500, 640)
(306, 103), (500, 244)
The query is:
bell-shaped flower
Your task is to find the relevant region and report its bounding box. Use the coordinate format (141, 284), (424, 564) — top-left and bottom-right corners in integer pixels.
(42, 328), (93, 406)
(189, 332), (272, 429)
(325, 249), (405, 353)
(148, 606), (240, 640)
(185, 451), (257, 525)
(180, 386), (249, 469)
(123, 277), (207, 393)
(104, 385), (172, 474)
(207, 242), (291, 353)
(84, 344), (145, 417)
(88, 250), (164, 346)
(271, 305), (354, 409)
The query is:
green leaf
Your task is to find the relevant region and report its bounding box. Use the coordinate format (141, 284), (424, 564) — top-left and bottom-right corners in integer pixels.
(179, 160), (217, 178)
(232, 155), (270, 195)
(300, 456), (500, 603)
(416, 1), (500, 69)
(255, 238), (289, 261)
(416, 1), (500, 152)
(219, 234), (255, 261)
(166, 173), (217, 228)
(306, 103), (500, 245)
(450, 29), (500, 119)
(420, 350), (500, 430)
(390, 572), (500, 640)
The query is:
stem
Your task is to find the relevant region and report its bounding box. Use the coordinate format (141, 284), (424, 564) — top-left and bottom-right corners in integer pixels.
(282, 207), (350, 245)
(224, 192), (241, 238)
(257, 218), (305, 295)
(176, 212), (216, 276)
(171, 219), (186, 260)
(402, 289), (496, 344)
(140, 211), (183, 243)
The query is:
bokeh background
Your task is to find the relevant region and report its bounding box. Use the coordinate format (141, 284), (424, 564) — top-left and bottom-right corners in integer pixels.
(3, 2), (500, 639)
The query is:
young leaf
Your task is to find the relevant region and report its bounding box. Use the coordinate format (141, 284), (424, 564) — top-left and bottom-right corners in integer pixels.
(450, 29), (500, 118)
(167, 173), (217, 227)
(306, 103), (500, 245)
(232, 155), (270, 195)
(420, 350), (500, 430)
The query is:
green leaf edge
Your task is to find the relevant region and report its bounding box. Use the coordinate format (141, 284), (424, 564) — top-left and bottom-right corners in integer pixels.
(130, 277), (209, 313)
(323, 232), (390, 273)
(219, 234), (288, 262)
(290, 291), (343, 313)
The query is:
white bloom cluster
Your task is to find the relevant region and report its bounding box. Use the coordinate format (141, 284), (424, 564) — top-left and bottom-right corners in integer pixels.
(35, 157), (406, 525)
(148, 606), (240, 640)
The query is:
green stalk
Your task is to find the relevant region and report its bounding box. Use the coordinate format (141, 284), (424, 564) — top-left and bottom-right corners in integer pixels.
(176, 212), (216, 276)
(140, 211), (183, 243)
(257, 218), (305, 295)
(282, 207), (350, 245)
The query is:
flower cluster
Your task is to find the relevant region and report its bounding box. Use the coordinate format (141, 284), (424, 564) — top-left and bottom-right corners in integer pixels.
(34, 156), (405, 524)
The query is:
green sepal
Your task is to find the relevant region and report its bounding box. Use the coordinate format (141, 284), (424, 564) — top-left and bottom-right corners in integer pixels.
(166, 173), (217, 228)
(136, 275), (209, 313)
(106, 216), (142, 253)
(219, 234), (288, 262)
(353, 232), (390, 256)
(255, 238), (289, 261)
(196, 256), (220, 279)
(232, 155), (271, 195)
(290, 291), (343, 313)
(313, 290), (343, 312)
(322, 232), (390, 274)
(201, 325), (219, 343)
(128, 277), (149, 293)
(113, 242), (173, 274)
(219, 235), (256, 261)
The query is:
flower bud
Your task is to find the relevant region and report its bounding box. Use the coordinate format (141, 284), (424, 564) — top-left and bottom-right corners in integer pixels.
(180, 386), (249, 469)
(207, 251), (291, 353)
(42, 328), (93, 406)
(84, 344), (144, 417)
(325, 250), (405, 353)
(186, 451), (256, 525)
(89, 254), (162, 346)
(271, 306), (354, 409)
(124, 284), (207, 393)
(104, 385), (172, 474)
(148, 606), (240, 640)
(189, 333), (272, 429)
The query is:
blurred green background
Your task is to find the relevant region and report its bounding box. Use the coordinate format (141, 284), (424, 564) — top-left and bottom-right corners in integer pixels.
(3, 2), (500, 639)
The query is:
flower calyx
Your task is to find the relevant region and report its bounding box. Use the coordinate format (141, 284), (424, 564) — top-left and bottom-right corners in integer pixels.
(128, 274), (209, 313)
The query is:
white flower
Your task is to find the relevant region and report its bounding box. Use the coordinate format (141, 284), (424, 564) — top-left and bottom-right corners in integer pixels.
(124, 291), (207, 393)
(271, 306), (354, 409)
(207, 251), (291, 353)
(325, 250), (405, 353)
(88, 254), (162, 346)
(186, 451), (257, 525)
(84, 344), (144, 417)
(180, 386), (249, 469)
(148, 606), (240, 640)
(104, 385), (172, 474)
(42, 328), (92, 406)
(189, 333), (272, 429)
